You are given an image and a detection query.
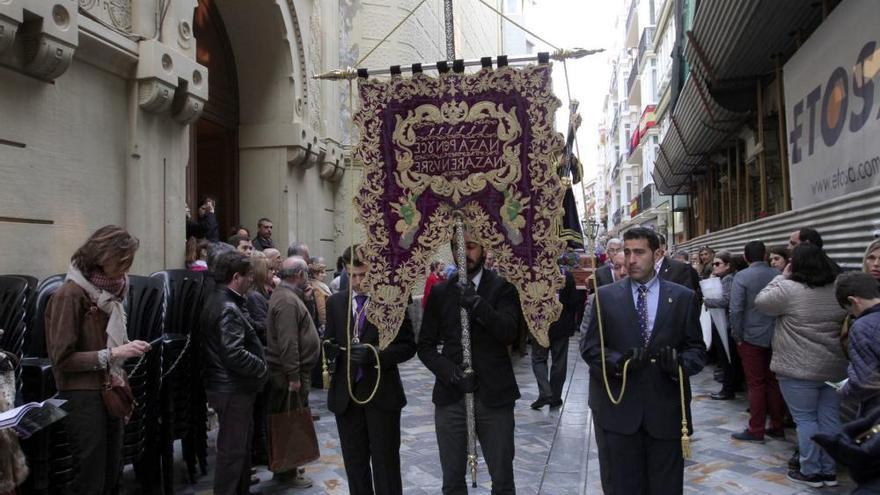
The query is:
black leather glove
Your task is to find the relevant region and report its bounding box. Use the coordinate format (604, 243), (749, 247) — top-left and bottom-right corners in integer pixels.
(457, 281), (481, 311)
(349, 343), (376, 366)
(622, 347), (649, 372)
(450, 367), (478, 394)
(322, 339), (341, 360)
(656, 346), (681, 377)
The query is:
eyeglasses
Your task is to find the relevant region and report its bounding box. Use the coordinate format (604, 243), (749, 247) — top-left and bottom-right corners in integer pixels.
(712, 261), (723, 266)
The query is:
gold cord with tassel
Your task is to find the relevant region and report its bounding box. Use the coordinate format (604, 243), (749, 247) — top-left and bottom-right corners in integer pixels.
(679, 365), (691, 459)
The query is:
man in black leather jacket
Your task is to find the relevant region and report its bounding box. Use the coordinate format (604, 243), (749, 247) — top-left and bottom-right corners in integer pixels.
(200, 251), (268, 495)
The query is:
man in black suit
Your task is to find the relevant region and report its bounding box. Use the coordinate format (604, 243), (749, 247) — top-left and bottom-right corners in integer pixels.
(656, 234), (702, 303)
(324, 245), (417, 495)
(581, 227), (706, 494)
(418, 232), (523, 495)
(530, 267), (580, 409)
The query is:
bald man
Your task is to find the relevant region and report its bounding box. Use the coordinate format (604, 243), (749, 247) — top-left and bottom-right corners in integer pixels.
(265, 256), (321, 487)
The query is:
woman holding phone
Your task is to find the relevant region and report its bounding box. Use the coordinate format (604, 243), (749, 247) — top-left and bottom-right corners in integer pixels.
(45, 225), (151, 494)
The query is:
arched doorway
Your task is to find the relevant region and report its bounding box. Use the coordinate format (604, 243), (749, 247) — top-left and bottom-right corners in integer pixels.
(190, 0), (239, 238)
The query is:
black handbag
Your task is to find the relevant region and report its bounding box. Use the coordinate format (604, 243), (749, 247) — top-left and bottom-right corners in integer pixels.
(812, 405), (880, 483)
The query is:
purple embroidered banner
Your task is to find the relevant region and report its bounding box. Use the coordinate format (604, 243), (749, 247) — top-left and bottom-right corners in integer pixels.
(354, 64), (565, 348)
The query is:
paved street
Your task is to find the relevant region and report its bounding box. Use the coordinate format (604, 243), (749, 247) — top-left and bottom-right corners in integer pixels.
(133, 336), (855, 494)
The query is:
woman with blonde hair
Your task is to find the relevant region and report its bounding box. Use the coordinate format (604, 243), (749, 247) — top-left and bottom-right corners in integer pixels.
(309, 261), (332, 330)
(863, 238), (880, 285)
(45, 225), (152, 494)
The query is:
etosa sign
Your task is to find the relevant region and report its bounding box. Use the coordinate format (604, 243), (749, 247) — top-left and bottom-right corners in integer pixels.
(785, 0), (880, 208)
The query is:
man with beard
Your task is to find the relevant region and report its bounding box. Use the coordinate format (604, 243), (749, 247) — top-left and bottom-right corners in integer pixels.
(418, 231), (524, 494)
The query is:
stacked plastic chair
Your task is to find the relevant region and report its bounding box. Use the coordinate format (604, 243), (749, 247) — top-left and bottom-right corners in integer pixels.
(0, 275), (34, 393)
(151, 269), (206, 494)
(17, 274), (66, 494)
(123, 275), (165, 493)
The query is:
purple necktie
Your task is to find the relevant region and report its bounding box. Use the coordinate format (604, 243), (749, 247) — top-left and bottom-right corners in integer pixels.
(637, 284), (650, 347)
(354, 294), (368, 381)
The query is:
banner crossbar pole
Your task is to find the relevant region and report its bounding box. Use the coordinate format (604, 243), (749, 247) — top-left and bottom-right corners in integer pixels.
(312, 48), (604, 80)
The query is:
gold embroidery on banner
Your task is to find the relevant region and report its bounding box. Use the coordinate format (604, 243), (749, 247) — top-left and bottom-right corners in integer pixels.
(353, 65), (565, 349)
(393, 101), (522, 204)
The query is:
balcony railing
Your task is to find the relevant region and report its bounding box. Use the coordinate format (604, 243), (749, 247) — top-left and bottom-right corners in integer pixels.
(627, 66), (639, 96)
(636, 27), (655, 68)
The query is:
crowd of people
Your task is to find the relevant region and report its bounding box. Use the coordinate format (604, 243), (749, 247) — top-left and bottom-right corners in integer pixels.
(33, 209), (880, 495)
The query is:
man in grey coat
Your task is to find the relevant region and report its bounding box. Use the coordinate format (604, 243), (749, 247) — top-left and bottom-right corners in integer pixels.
(728, 241), (785, 442)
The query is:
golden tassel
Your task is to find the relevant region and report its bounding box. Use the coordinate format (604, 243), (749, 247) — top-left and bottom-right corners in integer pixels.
(679, 365), (691, 459)
(681, 421), (691, 459)
(321, 344), (331, 389)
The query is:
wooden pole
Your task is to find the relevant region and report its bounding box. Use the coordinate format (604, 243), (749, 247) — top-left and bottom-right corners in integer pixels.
(735, 144), (741, 225)
(756, 80), (768, 214)
(726, 147), (732, 228)
(775, 56), (791, 211)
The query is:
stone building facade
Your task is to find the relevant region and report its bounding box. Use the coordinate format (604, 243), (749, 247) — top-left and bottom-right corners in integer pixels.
(0, 0), (501, 278)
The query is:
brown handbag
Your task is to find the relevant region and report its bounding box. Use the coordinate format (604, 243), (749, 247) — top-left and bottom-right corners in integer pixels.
(101, 370), (135, 422)
(267, 391), (320, 473)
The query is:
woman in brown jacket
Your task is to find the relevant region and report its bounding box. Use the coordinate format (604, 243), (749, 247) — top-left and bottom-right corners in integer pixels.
(45, 225), (151, 495)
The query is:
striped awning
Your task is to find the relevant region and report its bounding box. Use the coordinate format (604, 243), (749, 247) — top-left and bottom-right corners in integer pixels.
(653, 75), (747, 194)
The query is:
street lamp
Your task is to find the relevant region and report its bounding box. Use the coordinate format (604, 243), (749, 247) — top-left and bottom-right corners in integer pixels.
(582, 218), (600, 250)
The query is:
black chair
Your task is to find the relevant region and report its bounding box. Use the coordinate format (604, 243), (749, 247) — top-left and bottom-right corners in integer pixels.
(122, 275), (165, 493)
(0, 276), (30, 372)
(24, 275), (64, 358)
(17, 275), (67, 495)
(150, 269), (206, 493)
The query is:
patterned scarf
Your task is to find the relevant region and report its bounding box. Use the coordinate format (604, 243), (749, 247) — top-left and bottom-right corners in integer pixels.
(66, 264), (129, 379)
(88, 271), (127, 298)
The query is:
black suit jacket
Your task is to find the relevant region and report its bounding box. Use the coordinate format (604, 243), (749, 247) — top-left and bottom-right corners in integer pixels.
(580, 278), (706, 439)
(657, 257), (702, 304)
(549, 270), (581, 340)
(594, 264), (615, 288)
(324, 292), (416, 415)
(418, 270), (522, 408)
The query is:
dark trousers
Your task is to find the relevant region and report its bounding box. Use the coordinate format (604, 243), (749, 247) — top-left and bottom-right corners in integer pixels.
(435, 399), (515, 495)
(335, 403), (402, 495)
(593, 419), (613, 494)
(206, 391), (257, 495)
(60, 390), (123, 495)
(251, 382), (270, 464)
(601, 426), (683, 495)
(267, 371), (311, 475)
(531, 336), (569, 401)
(712, 325), (743, 394)
(738, 342), (785, 437)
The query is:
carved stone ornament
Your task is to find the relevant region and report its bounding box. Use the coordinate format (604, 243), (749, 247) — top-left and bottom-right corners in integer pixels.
(19, 1), (79, 81)
(0, 5), (21, 56)
(138, 78), (175, 113)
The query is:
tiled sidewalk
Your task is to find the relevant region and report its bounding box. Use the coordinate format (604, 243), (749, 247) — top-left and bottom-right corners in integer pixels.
(131, 336), (854, 494)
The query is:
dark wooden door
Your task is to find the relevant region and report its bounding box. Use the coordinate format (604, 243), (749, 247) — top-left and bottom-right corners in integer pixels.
(189, 0), (239, 238)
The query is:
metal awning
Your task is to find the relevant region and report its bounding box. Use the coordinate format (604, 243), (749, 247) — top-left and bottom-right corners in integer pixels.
(653, 75), (747, 194)
(685, 0), (823, 84)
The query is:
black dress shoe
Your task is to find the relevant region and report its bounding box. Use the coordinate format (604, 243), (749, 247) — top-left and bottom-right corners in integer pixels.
(710, 391), (735, 400)
(530, 398), (551, 410)
(549, 398), (563, 409)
